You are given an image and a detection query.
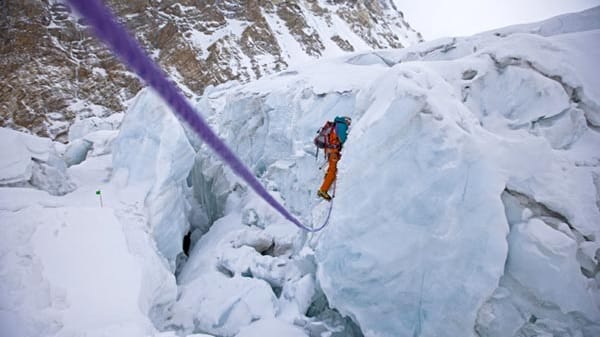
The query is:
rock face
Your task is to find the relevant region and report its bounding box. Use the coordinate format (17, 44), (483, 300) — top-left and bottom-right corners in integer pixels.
(0, 0), (421, 142)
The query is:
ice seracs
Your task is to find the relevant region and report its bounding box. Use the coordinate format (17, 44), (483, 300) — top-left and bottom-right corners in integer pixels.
(1, 6), (599, 337)
(0, 127), (75, 195)
(173, 6), (600, 337)
(112, 89), (196, 269)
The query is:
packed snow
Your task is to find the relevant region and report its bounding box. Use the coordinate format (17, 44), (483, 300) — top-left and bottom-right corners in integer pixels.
(1, 6), (600, 337)
(0, 126), (176, 336)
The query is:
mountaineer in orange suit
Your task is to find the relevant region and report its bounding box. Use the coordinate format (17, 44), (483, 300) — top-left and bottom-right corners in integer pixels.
(317, 116), (351, 201)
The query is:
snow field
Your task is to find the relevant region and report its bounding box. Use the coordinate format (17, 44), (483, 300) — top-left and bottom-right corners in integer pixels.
(0, 139), (176, 336)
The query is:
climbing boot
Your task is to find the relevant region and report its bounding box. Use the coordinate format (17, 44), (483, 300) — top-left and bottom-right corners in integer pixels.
(317, 190), (332, 201)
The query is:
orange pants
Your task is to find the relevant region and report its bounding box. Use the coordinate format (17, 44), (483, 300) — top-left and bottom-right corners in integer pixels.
(320, 149), (340, 192)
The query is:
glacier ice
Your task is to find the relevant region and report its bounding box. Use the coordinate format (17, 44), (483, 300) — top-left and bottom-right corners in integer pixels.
(2, 6), (600, 337)
(0, 127), (75, 195)
(509, 219), (599, 319)
(170, 8), (600, 337)
(68, 113), (123, 142)
(316, 64), (510, 337)
(112, 89), (195, 268)
(64, 138), (93, 166)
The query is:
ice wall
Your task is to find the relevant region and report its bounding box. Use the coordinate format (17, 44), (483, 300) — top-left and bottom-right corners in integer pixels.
(112, 89), (195, 268)
(314, 14), (600, 337)
(316, 63), (510, 337)
(163, 71), (368, 336)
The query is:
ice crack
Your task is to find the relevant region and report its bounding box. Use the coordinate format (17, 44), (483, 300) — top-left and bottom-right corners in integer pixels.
(485, 52), (599, 128)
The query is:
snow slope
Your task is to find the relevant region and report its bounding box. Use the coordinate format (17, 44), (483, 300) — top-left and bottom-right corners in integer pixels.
(1, 6), (600, 337)
(0, 127), (177, 336)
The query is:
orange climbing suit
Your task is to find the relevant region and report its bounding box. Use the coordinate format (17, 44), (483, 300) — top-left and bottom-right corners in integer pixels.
(319, 131), (341, 193)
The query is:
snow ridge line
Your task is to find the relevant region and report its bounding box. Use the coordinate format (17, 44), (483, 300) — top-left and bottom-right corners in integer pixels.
(66, 0), (322, 232)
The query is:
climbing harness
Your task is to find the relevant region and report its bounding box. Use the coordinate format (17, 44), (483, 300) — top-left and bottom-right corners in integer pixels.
(66, 0), (331, 232)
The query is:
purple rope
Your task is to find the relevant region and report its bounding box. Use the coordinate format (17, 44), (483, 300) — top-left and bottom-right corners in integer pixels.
(311, 181), (336, 231)
(66, 0), (327, 232)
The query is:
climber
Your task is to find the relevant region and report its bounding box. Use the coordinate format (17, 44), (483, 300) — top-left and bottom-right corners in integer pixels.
(315, 116), (351, 201)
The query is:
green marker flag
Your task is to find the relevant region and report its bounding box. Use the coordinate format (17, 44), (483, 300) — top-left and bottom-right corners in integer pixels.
(96, 189), (103, 207)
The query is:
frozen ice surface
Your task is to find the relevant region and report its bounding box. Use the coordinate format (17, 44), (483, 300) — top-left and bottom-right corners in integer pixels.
(316, 64), (510, 337)
(64, 138), (93, 166)
(508, 219), (599, 320)
(112, 89), (195, 268)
